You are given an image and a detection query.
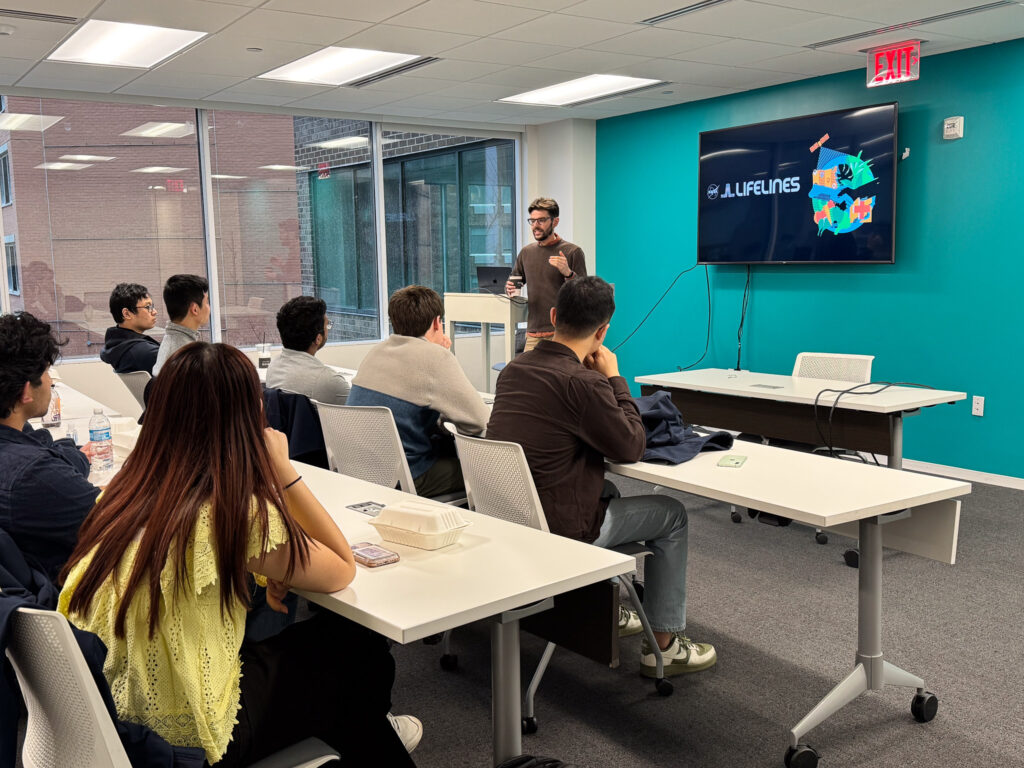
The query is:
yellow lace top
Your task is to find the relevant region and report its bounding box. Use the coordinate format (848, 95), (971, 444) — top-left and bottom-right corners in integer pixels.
(58, 501), (288, 764)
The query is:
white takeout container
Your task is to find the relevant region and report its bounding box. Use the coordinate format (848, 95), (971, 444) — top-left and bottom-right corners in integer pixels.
(368, 501), (471, 550)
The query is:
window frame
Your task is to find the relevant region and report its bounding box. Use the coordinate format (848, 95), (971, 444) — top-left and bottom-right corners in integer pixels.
(4, 236), (19, 296)
(0, 144), (12, 207)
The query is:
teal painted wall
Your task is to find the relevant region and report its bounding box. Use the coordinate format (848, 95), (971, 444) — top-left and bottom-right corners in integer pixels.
(596, 38), (1024, 477)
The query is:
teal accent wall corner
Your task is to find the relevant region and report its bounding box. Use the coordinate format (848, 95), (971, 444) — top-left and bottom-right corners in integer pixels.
(596, 38), (1024, 476)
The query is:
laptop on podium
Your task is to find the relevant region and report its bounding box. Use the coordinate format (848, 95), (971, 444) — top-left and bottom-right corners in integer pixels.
(476, 266), (512, 295)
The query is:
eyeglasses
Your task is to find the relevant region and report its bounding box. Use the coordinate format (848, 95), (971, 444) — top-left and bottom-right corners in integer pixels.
(135, 303), (156, 313)
(527, 216), (552, 225)
(325, 320), (333, 331)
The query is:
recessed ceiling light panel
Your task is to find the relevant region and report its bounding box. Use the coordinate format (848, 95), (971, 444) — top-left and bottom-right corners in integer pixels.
(0, 113), (64, 131)
(314, 137), (369, 149)
(131, 166), (188, 173)
(35, 162), (92, 170)
(59, 154), (115, 162)
(121, 122), (195, 139)
(259, 46), (420, 86)
(212, 174), (248, 179)
(48, 19), (206, 68)
(498, 75), (665, 107)
(260, 165), (310, 171)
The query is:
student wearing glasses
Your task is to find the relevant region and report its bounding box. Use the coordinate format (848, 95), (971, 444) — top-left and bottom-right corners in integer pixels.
(99, 283), (161, 375)
(58, 342), (417, 766)
(266, 296), (350, 405)
(505, 197), (587, 353)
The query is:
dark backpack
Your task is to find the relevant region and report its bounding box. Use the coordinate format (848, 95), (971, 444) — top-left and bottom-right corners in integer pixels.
(496, 757), (574, 768)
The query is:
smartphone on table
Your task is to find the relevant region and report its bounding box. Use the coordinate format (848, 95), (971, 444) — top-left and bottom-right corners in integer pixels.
(351, 542), (400, 567)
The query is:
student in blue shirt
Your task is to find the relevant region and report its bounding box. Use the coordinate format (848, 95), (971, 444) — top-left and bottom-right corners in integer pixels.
(0, 312), (99, 582)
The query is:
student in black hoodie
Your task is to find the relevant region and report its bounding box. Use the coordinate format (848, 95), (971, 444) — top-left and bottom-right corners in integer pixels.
(99, 283), (161, 375)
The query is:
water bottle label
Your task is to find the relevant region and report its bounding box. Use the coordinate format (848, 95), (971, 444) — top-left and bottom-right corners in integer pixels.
(89, 428), (112, 442)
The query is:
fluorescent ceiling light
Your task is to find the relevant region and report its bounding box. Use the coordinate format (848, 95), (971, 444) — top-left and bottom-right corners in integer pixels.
(259, 46), (420, 86)
(48, 19), (206, 68)
(314, 137), (369, 149)
(498, 75), (664, 107)
(122, 121), (194, 138)
(212, 174), (247, 179)
(59, 154), (115, 162)
(260, 164), (309, 171)
(131, 166), (188, 173)
(0, 113), (64, 131)
(35, 162), (92, 170)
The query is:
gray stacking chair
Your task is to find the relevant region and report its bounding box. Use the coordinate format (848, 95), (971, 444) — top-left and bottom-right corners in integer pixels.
(444, 425), (670, 735)
(6, 606), (339, 768)
(312, 402), (466, 505)
(116, 371), (150, 408)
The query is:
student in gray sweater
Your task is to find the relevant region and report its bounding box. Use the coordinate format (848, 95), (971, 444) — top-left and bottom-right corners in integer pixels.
(348, 286), (488, 497)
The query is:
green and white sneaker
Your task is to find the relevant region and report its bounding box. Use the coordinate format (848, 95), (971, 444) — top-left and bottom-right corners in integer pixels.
(618, 605), (643, 637)
(640, 633), (717, 677)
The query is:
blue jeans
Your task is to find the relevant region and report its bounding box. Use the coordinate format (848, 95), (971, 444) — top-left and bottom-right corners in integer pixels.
(592, 493), (688, 634)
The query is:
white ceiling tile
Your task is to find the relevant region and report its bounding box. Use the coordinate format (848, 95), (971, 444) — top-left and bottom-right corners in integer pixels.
(435, 110), (518, 123)
(286, 89), (404, 110)
(815, 27), (976, 55)
(493, 13), (636, 47)
(0, 57), (35, 85)
(752, 48), (863, 76)
(755, 0), (997, 25)
(155, 34), (321, 76)
(2, 0), (97, 14)
(334, 24), (477, 55)
(206, 89), (299, 106)
(762, 15), (881, 47)
(436, 81), (518, 99)
(92, 0), (250, 33)
(558, 0), (696, 24)
(15, 60), (143, 92)
(208, 78), (334, 99)
(404, 58), (506, 80)
(530, 48), (651, 74)
(915, 5), (1024, 43)
(358, 75), (466, 94)
(0, 37), (65, 61)
(585, 27), (730, 57)
(115, 81), (227, 98)
(384, 93), (482, 110)
(656, 1), (819, 38)
(197, 0), (264, 6)
(0, 16), (75, 43)
(378, 105), (444, 116)
(482, 0), (579, 9)
(471, 65), (582, 89)
(444, 38), (569, 64)
(117, 69), (241, 89)
(262, 0), (427, 24)
(387, 0), (545, 36)
(220, 10), (371, 45)
(671, 39), (804, 66)
(614, 58), (799, 89)
(626, 82), (737, 101)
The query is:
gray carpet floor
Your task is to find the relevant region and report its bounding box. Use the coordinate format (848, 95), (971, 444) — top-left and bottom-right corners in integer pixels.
(389, 476), (1024, 768)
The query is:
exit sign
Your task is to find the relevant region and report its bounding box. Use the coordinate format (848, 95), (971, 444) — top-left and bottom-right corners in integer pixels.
(867, 41), (920, 87)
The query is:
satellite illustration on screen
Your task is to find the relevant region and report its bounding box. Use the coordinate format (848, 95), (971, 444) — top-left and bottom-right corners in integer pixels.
(809, 139), (877, 237)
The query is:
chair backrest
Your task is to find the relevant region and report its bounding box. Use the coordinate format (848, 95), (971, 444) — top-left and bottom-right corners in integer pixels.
(116, 371), (150, 407)
(449, 429), (549, 532)
(792, 353), (874, 384)
(312, 403), (416, 493)
(7, 607), (131, 768)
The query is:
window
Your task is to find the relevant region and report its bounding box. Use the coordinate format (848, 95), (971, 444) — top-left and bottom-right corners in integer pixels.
(0, 149), (11, 206)
(4, 238), (18, 295)
(382, 133), (516, 298)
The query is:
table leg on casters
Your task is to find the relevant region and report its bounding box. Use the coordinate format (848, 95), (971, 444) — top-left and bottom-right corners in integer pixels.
(786, 516), (935, 767)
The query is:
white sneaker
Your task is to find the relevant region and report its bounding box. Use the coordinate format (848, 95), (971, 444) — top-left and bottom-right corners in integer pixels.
(618, 605), (643, 637)
(387, 712), (423, 753)
(640, 633), (717, 677)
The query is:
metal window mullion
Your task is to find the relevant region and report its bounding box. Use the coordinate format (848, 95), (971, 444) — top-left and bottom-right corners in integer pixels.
(196, 108), (223, 343)
(371, 122), (389, 340)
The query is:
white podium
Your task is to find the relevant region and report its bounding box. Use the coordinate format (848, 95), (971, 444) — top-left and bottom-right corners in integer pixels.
(444, 292), (528, 390)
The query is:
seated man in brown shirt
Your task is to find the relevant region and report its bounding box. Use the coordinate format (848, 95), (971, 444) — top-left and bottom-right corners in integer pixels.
(487, 276), (716, 676)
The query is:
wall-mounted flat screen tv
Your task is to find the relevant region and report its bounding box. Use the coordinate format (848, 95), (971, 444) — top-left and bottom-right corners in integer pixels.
(697, 103), (897, 265)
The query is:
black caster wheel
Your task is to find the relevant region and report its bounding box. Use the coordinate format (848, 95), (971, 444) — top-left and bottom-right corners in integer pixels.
(911, 691), (938, 722)
(731, 510), (742, 523)
(747, 508), (758, 519)
(521, 717), (538, 734)
(784, 743), (819, 768)
(631, 580), (645, 604)
(421, 633), (442, 645)
(843, 548), (860, 568)
(440, 654), (458, 671)
(655, 678), (674, 696)
(815, 532), (828, 545)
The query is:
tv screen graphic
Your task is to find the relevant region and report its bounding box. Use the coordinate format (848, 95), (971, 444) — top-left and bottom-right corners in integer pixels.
(697, 103), (897, 265)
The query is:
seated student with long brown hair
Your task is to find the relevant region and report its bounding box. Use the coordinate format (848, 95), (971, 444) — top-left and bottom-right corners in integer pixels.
(58, 342), (416, 767)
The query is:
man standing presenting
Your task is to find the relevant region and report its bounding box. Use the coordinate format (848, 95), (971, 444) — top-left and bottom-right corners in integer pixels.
(0, 313), (99, 581)
(505, 197), (587, 352)
(99, 283), (161, 375)
(153, 274), (210, 376)
(487, 277), (716, 677)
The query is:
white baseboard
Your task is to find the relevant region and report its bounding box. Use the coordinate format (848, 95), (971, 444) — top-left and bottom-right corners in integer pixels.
(903, 459), (1024, 491)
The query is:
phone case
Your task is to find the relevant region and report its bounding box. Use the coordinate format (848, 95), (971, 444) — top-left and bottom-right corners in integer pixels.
(352, 542), (400, 567)
(717, 454), (747, 468)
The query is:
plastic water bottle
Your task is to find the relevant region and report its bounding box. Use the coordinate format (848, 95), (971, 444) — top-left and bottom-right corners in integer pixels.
(41, 384), (62, 427)
(88, 408), (115, 474)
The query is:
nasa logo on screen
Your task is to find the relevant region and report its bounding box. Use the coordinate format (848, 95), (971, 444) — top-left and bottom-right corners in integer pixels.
(706, 184), (719, 200)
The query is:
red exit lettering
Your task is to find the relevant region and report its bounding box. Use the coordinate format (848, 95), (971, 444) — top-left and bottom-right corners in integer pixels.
(868, 41), (920, 87)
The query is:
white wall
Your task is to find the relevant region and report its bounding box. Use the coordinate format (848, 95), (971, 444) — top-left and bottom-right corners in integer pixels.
(525, 119), (597, 274)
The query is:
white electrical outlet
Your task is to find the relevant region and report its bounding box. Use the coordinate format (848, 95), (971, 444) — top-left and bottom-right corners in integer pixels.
(972, 396), (985, 417)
